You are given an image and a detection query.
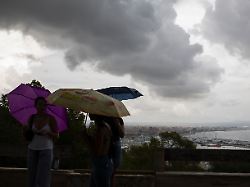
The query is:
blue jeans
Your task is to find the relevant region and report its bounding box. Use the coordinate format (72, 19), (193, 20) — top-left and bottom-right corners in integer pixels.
(90, 155), (113, 187)
(112, 140), (122, 169)
(27, 149), (53, 187)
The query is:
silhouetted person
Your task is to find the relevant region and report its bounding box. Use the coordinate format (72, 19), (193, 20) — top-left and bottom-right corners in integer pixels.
(23, 97), (58, 187)
(81, 114), (113, 187)
(104, 117), (125, 187)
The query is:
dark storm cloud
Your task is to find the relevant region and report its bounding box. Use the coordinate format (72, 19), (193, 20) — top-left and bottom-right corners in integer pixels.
(0, 0), (223, 98)
(202, 1), (250, 59)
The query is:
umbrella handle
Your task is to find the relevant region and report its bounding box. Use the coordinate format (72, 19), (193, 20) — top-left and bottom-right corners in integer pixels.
(83, 113), (88, 126)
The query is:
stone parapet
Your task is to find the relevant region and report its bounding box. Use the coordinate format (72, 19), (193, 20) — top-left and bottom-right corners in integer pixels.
(2, 167), (250, 187)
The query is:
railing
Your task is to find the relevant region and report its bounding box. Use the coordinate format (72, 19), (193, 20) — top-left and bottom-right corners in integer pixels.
(2, 167), (250, 187)
(149, 148), (250, 171)
(164, 148), (250, 162)
(1, 144), (250, 165)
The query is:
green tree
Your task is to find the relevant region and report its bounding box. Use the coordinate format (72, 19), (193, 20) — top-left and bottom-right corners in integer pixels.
(121, 137), (162, 170)
(0, 94), (8, 109)
(28, 79), (44, 88)
(0, 93), (23, 144)
(121, 131), (202, 171)
(159, 131), (202, 171)
(159, 131), (196, 149)
(56, 109), (90, 169)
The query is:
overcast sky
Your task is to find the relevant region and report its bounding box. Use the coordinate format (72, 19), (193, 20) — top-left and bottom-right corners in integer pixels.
(1, 0), (250, 125)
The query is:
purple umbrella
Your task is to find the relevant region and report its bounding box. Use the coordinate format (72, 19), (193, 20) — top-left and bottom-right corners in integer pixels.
(7, 84), (68, 132)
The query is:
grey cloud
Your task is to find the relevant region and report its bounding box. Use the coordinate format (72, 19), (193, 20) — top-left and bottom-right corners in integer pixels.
(0, 0), (157, 52)
(96, 24), (223, 98)
(15, 53), (40, 62)
(201, 1), (250, 59)
(4, 66), (32, 89)
(220, 99), (239, 107)
(150, 56), (224, 98)
(0, 0), (223, 98)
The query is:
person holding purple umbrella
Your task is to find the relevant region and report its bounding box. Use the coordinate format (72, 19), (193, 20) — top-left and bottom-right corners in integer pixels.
(23, 97), (58, 187)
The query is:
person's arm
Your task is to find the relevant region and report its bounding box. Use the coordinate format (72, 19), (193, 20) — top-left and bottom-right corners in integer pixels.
(94, 127), (105, 156)
(47, 115), (59, 139)
(23, 115), (33, 133)
(116, 118), (125, 138)
(80, 124), (97, 154)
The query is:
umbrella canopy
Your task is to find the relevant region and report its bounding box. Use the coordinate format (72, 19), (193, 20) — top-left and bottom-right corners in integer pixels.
(47, 89), (130, 117)
(7, 84), (68, 132)
(96, 86), (143, 101)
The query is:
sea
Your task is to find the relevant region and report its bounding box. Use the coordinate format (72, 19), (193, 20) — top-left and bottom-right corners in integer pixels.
(188, 129), (250, 141)
(186, 128), (250, 149)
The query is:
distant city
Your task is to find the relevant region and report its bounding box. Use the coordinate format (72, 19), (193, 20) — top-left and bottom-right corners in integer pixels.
(122, 122), (250, 150)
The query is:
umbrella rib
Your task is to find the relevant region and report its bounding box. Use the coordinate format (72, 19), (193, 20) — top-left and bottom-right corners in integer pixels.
(10, 106), (34, 114)
(9, 93), (50, 113)
(11, 105), (68, 125)
(9, 93), (37, 101)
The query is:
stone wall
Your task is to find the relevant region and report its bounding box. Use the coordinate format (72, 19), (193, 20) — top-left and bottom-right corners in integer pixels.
(156, 172), (250, 187)
(0, 167), (155, 187)
(2, 167), (250, 187)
